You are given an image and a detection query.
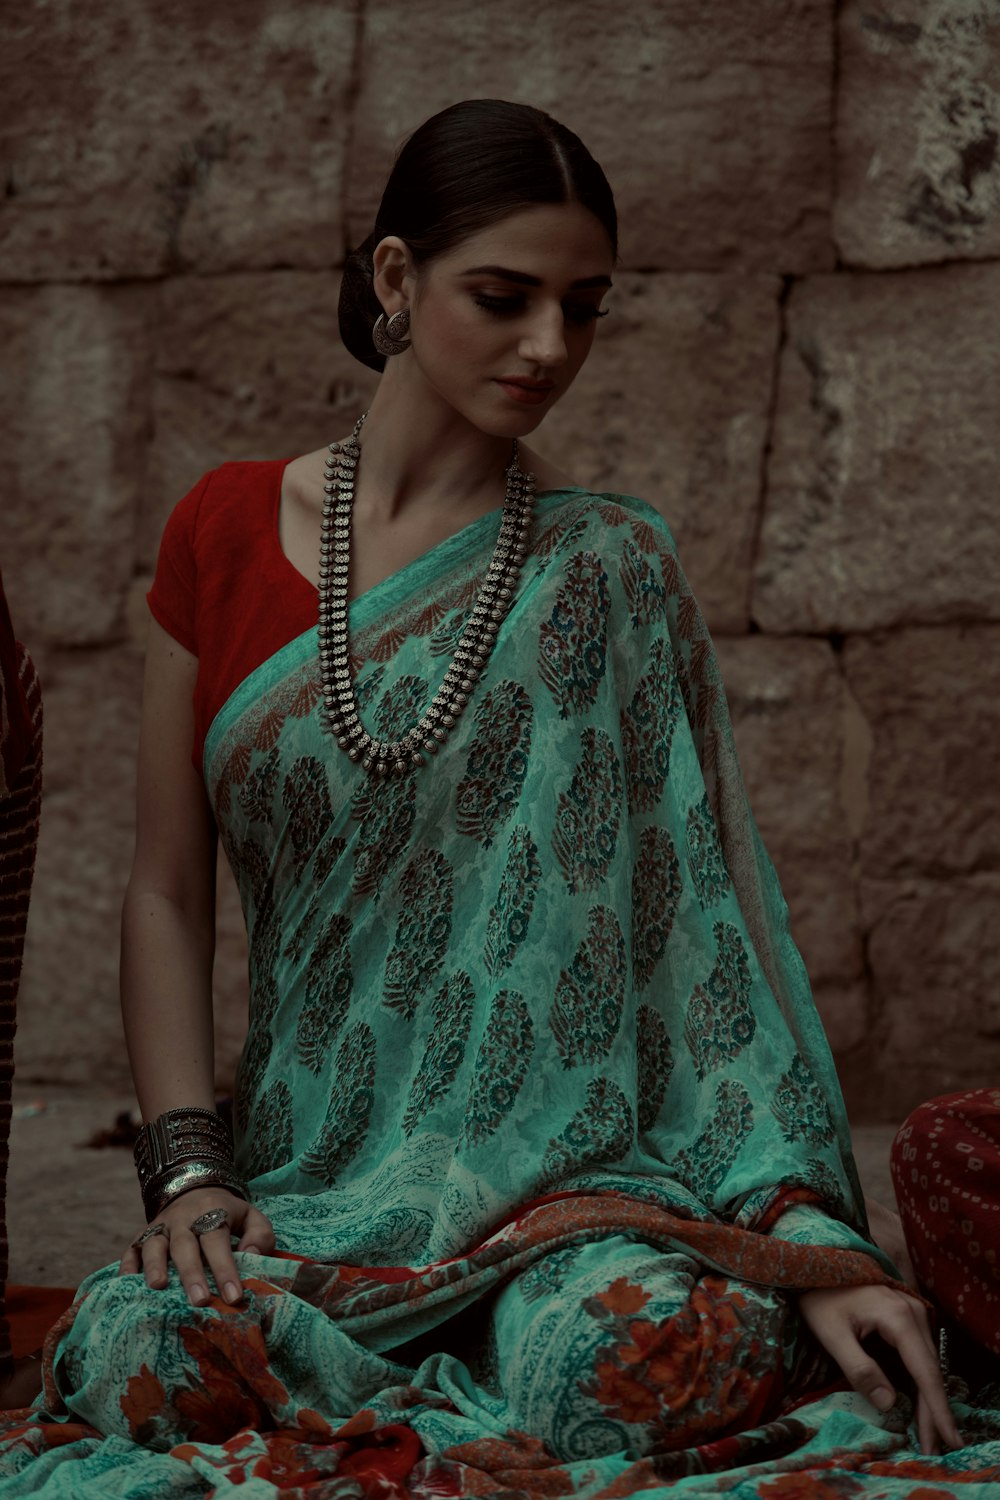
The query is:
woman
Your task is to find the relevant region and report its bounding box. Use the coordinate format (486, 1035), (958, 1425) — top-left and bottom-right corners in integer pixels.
(0, 99), (991, 1498)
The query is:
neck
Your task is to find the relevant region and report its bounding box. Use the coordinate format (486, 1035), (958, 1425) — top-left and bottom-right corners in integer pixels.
(352, 362), (518, 524)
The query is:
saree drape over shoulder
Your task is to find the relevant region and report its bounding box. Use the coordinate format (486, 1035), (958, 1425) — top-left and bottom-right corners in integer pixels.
(1, 487), (997, 1498)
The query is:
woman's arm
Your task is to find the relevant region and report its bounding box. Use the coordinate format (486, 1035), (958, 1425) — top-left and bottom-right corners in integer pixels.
(118, 618), (275, 1303)
(120, 619), (218, 1117)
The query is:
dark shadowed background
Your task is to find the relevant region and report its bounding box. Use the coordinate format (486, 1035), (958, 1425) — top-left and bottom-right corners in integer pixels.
(1, 0), (998, 1133)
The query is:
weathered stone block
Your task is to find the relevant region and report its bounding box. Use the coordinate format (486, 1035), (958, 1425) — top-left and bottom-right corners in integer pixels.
(15, 648), (144, 1087)
(851, 873), (1000, 1120)
(836, 2), (1000, 268)
(15, 645), (251, 1091)
(715, 637), (865, 998)
(754, 266), (1000, 632)
(1, 1), (354, 281)
(347, 0), (835, 272)
(0, 284), (149, 647)
(844, 625), (1000, 881)
(542, 274), (780, 633)
(142, 272), (379, 570)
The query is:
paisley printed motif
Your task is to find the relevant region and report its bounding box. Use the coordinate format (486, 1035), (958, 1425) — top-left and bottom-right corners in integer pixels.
(541, 1077), (634, 1185)
(771, 1053), (837, 1146)
(672, 1079), (754, 1200)
(245, 1079), (294, 1178)
(631, 826), (682, 990)
(620, 638), (681, 815)
(237, 747), (279, 826)
(234, 1016), (274, 1137)
(296, 912), (353, 1075)
(429, 607), (473, 657)
(483, 825), (542, 980)
(281, 756), (334, 878)
(549, 906), (627, 1068)
(552, 728), (622, 894)
(803, 1157), (851, 1218)
(402, 971), (475, 1136)
(382, 849), (453, 1019)
(351, 772), (417, 901)
(373, 673), (429, 740)
(354, 664), (386, 711)
(299, 1021), (377, 1186)
(683, 921), (756, 1081)
(282, 894), (322, 965)
(462, 990), (534, 1147)
(313, 834), (347, 885)
(456, 681), (533, 847)
(636, 1004), (674, 1134)
(538, 550), (611, 718)
(686, 792), (731, 909)
(619, 538), (667, 628)
(518, 1243), (584, 1304)
(232, 834), (272, 915)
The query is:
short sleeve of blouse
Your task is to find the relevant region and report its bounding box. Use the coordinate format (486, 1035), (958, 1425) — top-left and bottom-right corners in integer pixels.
(146, 471), (214, 655)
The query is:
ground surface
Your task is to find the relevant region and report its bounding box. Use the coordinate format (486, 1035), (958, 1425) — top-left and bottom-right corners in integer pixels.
(6, 1084), (902, 1290)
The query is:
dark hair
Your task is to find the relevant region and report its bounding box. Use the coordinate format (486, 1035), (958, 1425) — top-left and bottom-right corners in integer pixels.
(339, 99), (618, 373)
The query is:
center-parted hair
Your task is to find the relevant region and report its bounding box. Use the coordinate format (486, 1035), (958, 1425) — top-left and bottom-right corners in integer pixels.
(338, 99), (618, 373)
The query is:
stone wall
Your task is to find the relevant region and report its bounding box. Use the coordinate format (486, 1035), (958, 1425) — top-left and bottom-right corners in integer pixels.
(1, 0), (997, 1121)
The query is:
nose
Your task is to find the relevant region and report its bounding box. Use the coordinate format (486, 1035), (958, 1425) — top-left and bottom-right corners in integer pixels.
(517, 303), (568, 370)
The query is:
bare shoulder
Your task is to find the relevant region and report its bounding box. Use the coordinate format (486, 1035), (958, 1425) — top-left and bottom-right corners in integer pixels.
(281, 447), (330, 514)
(517, 444), (588, 494)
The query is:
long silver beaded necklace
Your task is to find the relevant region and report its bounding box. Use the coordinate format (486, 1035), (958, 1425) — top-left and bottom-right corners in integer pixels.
(317, 411), (536, 778)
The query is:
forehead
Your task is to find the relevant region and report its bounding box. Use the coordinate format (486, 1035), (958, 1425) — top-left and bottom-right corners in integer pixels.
(440, 202), (614, 282)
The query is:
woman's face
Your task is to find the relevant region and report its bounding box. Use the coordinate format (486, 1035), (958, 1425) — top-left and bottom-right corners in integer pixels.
(388, 202), (615, 436)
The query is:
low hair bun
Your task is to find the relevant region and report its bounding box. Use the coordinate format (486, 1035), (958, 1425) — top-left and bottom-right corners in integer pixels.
(338, 230), (386, 374)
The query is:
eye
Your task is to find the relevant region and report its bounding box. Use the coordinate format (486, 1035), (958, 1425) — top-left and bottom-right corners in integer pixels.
(564, 303), (610, 327)
(473, 293), (524, 317)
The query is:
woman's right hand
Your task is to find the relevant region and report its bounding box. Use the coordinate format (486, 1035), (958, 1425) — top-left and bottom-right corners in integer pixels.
(118, 1187), (277, 1307)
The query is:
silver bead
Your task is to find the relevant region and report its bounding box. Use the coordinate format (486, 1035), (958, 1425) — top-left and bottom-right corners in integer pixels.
(424, 738), (439, 754)
(376, 761), (388, 776)
(441, 714), (455, 729)
(455, 692), (469, 706)
(395, 760), (408, 775)
(433, 727), (447, 742)
(337, 735), (351, 749)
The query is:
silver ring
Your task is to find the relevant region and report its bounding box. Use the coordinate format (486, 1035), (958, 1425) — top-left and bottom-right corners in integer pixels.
(189, 1208), (231, 1236)
(131, 1222), (169, 1249)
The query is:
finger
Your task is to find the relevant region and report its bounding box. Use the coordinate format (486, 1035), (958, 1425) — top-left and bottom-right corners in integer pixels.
(917, 1389), (942, 1457)
(878, 1303), (962, 1451)
(198, 1228), (244, 1305)
(141, 1234), (171, 1291)
(809, 1317), (898, 1412)
(236, 1210), (276, 1256)
(168, 1230), (212, 1307)
(118, 1245), (140, 1277)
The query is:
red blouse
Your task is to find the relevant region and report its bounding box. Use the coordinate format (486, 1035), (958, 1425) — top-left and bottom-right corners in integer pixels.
(147, 460), (318, 772)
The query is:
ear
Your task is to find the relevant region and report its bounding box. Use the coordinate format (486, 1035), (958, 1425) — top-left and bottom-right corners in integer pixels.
(372, 236), (416, 315)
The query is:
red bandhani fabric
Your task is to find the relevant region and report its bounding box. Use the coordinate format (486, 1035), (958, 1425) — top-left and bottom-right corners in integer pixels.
(890, 1087), (1000, 1356)
(0, 578), (43, 1380)
(0, 576), (32, 797)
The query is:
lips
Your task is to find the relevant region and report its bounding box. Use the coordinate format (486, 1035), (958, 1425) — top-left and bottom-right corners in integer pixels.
(495, 378), (555, 406)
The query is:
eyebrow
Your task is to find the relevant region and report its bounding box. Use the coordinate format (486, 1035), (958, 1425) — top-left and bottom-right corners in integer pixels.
(460, 264), (612, 290)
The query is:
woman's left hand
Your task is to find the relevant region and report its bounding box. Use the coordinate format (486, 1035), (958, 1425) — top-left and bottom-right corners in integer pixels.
(796, 1284), (962, 1456)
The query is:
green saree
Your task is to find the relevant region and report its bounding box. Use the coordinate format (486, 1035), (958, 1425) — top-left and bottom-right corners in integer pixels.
(1, 489), (998, 1497)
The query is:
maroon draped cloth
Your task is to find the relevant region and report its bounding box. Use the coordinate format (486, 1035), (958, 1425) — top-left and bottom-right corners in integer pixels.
(0, 572), (43, 1379)
(891, 1088), (1000, 1358)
